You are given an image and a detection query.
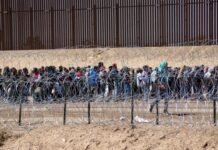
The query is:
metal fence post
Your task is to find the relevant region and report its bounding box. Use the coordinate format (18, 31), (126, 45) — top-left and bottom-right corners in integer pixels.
(63, 98), (67, 125)
(156, 88), (160, 125)
(131, 69), (135, 127)
(18, 98), (22, 126)
(213, 98), (217, 126)
(88, 100), (91, 124)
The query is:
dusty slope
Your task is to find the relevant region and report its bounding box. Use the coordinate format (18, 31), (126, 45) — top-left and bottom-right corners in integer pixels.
(2, 125), (218, 150)
(0, 45), (218, 69)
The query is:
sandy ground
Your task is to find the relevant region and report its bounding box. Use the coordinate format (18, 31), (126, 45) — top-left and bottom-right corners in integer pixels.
(0, 100), (216, 127)
(0, 45), (218, 69)
(0, 124), (218, 150)
(0, 100), (217, 150)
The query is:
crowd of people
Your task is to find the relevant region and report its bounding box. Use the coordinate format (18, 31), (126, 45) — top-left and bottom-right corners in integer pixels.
(0, 61), (218, 113)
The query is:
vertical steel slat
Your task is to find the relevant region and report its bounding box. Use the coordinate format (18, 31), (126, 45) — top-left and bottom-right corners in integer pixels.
(179, 0), (181, 45)
(161, 0), (166, 46)
(51, 6), (54, 49)
(151, 0), (154, 46)
(154, 0), (157, 46)
(169, 0), (172, 45)
(116, 3), (119, 47)
(29, 7), (33, 49)
(198, 0), (201, 43)
(166, 0), (169, 45)
(126, 0), (129, 46)
(145, 0), (147, 46)
(157, 0), (160, 46)
(1, 0), (5, 50)
(123, 0), (126, 46)
(104, 0), (107, 46)
(84, 1), (87, 47)
(120, 0), (123, 46)
(101, 0), (105, 46)
(203, 0), (205, 43)
(173, 0), (176, 45)
(93, 4), (97, 47)
(144, 0), (147, 46)
(137, 1), (141, 46)
(128, 0), (130, 46)
(9, 7), (13, 50)
(216, 0), (218, 44)
(18, 1), (21, 49)
(193, 0), (196, 45)
(184, 0), (188, 44)
(106, 0), (110, 46)
(209, 0), (213, 44)
(72, 5), (75, 47)
(81, 3), (84, 47)
(103, 0), (106, 46)
(213, 0), (215, 44)
(150, 0), (152, 46)
(133, 0), (136, 47)
(23, 0), (25, 49)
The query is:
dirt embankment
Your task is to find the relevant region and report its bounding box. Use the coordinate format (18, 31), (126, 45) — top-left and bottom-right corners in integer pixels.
(1, 125), (218, 150)
(0, 45), (218, 69)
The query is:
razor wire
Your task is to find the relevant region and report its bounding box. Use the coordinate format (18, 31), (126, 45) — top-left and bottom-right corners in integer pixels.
(0, 64), (217, 127)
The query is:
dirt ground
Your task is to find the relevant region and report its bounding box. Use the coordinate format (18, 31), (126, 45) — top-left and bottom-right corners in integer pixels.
(0, 124), (218, 150)
(0, 45), (218, 69)
(0, 100), (217, 150)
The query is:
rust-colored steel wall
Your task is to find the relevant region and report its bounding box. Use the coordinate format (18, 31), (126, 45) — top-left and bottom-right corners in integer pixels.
(0, 0), (217, 50)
